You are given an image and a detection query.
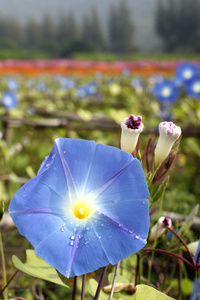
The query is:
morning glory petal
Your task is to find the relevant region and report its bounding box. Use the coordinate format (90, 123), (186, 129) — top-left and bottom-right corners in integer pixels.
(9, 138), (149, 277)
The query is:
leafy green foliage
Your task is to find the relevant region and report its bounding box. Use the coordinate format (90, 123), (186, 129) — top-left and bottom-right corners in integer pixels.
(12, 249), (69, 287)
(133, 285), (175, 300)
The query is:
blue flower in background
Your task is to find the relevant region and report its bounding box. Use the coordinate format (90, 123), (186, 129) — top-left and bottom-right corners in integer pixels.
(190, 239), (200, 300)
(77, 82), (98, 99)
(131, 78), (143, 93)
(7, 78), (19, 91)
(36, 82), (46, 91)
(2, 91), (18, 110)
(153, 79), (180, 104)
(185, 75), (200, 99)
(175, 62), (199, 86)
(61, 78), (75, 89)
(9, 138), (149, 277)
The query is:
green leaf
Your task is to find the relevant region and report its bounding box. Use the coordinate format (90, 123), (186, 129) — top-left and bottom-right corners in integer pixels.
(88, 278), (112, 300)
(178, 204), (199, 236)
(0, 201), (4, 223)
(181, 278), (192, 295)
(133, 284), (175, 300)
(108, 273), (129, 285)
(12, 249), (68, 287)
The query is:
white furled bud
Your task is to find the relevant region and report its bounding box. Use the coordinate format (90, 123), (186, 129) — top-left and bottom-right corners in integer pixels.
(154, 121), (181, 166)
(149, 216), (172, 242)
(120, 114), (144, 153)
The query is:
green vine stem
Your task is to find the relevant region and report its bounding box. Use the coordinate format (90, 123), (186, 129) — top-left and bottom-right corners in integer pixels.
(0, 230), (8, 300)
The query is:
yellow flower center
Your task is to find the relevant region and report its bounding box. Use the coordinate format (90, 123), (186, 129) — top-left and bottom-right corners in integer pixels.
(73, 200), (90, 219)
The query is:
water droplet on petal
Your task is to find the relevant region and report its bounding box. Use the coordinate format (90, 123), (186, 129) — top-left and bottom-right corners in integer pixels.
(84, 240), (89, 245)
(98, 236), (101, 239)
(63, 150), (66, 153)
(135, 235), (140, 240)
(85, 226), (90, 231)
(52, 154), (56, 159)
(69, 241), (74, 246)
(73, 227), (77, 232)
(78, 234), (83, 239)
(70, 235), (75, 240)
(46, 163), (50, 167)
(101, 223), (104, 227)
(128, 230), (134, 234)
(118, 223), (123, 228)
(142, 201), (146, 205)
(60, 225), (65, 232)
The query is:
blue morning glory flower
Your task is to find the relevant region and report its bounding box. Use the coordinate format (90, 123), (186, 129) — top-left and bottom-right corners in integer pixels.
(191, 239), (200, 300)
(175, 62), (199, 86)
(1, 91), (18, 110)
(61, 78), (75, 89)
(77, 82), (98, 99)
(7, 78), (19, 91)
(152, 79), (180, 104)
(9, 138), (149, 277)
(185, 75), (200, 99)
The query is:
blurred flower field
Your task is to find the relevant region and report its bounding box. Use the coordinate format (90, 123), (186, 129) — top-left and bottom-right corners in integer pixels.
(0, 59), (199, 300)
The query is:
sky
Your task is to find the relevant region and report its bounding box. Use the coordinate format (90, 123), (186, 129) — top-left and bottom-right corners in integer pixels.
(0, 0), (162, 52)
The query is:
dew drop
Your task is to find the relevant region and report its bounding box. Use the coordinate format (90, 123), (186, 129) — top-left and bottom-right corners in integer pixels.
(60, 225), (65, 232)
(85, 226), (90, 231)
(73, 227), (77, 232)
(46, 163), (50, 168)
(128, 230), (134, 234)
(98, 236), (101, 239)
(101, 223), (104, 227)
(142, 201), (146, 205)
(63, 150), (66, 153)
(69, 241), (74, 246)
(135, 235), (140, 240)
(78, 234), (83, 239)
(52, 154), (56, 159)
(70, 235), (75, 240)
(84, 240), (89, 245)
(118, 223), (123, 228)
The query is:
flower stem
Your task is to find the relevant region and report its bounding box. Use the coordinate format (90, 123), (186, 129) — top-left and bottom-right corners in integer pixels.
(81, 274), (86, 300)
(142, 248), (195, 270)
(0, 230), (8, 300)
(167, 227), (196, 267)
(108, 262), (120, 300)
(72, 276), (77, 300)
(135, 254), (140, 286)
(148, 168), (158, 187)
(94, 266), (108, 300)
(0, 270), (18, 297)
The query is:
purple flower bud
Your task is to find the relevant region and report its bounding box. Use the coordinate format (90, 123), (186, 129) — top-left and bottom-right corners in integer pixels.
(121, 115), (144, 153)
(149, 216), (172, 242)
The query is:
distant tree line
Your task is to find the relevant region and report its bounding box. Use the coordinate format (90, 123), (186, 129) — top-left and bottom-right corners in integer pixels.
(155, 0), (200, 52)
(0, 0), (135, 58)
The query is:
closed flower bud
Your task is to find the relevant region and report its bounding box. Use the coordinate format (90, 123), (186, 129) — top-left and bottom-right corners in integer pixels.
(149, 216), (172, 242)
(154, 121), (181, 167)
(121, 114), (144, 153)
